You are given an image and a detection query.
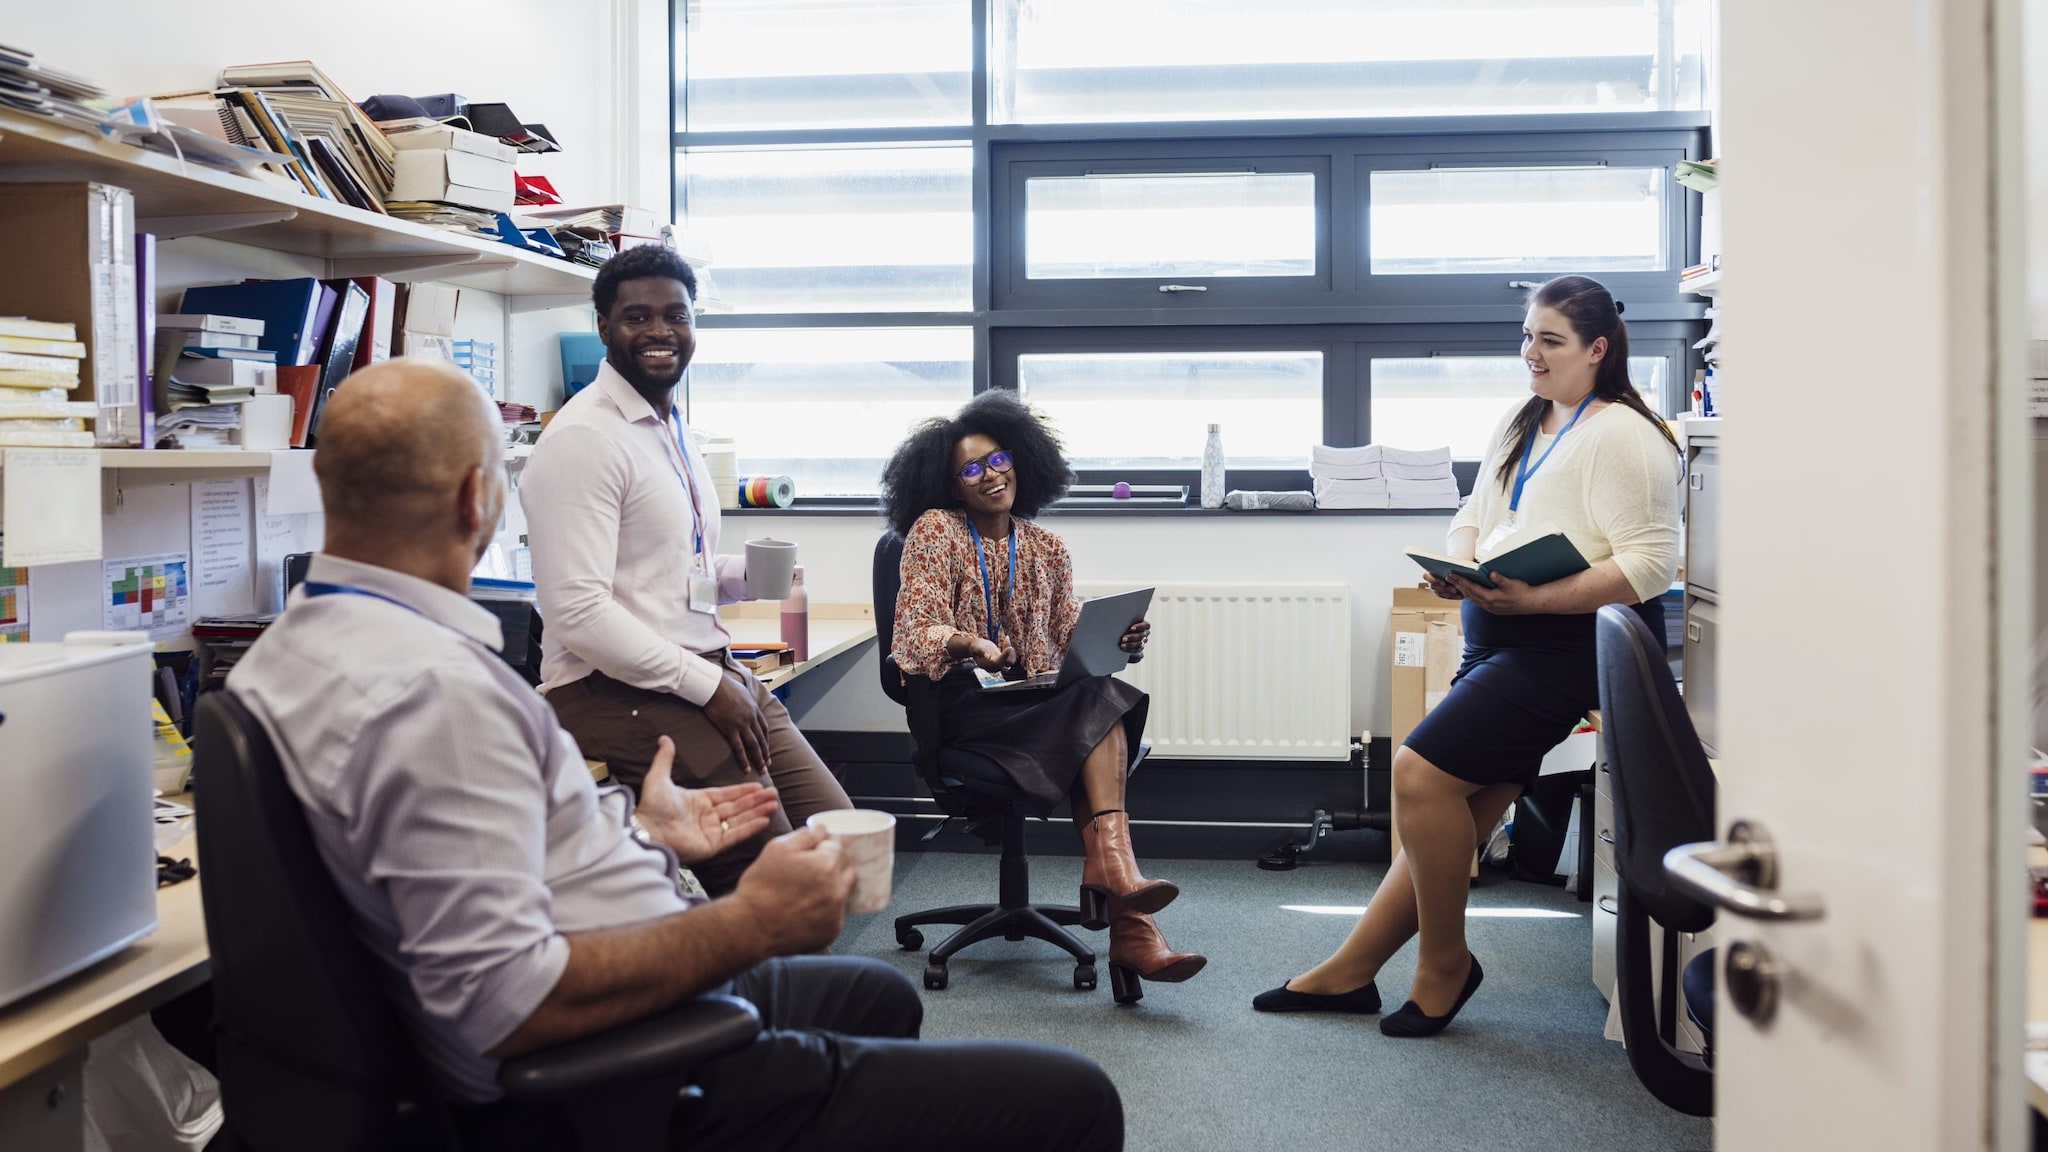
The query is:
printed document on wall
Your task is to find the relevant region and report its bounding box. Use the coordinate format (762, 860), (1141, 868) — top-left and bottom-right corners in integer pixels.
(104, 552), (192, 639)
(190, 479), (254, 618)
(2, 448), (102, 567)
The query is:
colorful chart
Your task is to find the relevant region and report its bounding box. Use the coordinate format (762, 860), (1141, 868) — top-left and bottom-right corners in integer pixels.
(104, 554), (193, 638)
(0, 561), (25, 643)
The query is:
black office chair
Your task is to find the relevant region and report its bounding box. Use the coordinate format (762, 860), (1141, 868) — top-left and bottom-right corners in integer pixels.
(193, 691), (762, 1152)
(874, 532), (1139, 997)
(1594, 605), (1717, 1117)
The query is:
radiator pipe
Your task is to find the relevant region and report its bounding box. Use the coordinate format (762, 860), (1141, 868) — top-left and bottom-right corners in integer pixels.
(1256, 731), (1391, 870)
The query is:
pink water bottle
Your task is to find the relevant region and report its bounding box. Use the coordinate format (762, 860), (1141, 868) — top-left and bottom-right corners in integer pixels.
(780, 565), (809, 662)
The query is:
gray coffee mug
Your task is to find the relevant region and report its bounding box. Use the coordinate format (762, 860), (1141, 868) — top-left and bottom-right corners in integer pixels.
(745, 539), (798, 599)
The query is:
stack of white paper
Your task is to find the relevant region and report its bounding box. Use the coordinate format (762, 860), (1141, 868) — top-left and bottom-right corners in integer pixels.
(1311, 444), (1460, 509)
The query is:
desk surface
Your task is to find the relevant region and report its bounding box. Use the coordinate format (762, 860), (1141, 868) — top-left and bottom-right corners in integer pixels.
(0, 826), (208, 1090)
(719, 602), (877, 692)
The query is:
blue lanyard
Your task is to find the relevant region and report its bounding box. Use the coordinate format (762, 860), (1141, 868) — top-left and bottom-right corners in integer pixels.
(1510, 390), (1599, 513)
(668, 407), (706, 560)
(964, 519), (1015, 645)
(302, 582), (422, 616)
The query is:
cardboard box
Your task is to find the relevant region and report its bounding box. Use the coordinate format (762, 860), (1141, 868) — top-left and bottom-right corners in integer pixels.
(390, 148), (515, 213)
(0, 183), (144, 445)
(385, 122), (518, 164)
(1388, 585), (1469, 867)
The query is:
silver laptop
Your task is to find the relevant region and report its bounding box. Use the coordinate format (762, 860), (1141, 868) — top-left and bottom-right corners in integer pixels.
(979, 587), (1155, 693)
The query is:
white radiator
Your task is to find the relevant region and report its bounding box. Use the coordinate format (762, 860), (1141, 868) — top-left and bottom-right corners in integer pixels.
(1076, 581), (1352, 762)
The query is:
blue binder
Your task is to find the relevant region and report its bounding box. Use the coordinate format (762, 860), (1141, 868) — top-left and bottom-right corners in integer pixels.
(178, 279), (325, 365)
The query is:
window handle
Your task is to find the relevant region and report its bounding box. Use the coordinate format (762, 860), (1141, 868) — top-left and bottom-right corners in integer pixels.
(1508, 280), (1544, 290)
(1157, 284), (1209, 293)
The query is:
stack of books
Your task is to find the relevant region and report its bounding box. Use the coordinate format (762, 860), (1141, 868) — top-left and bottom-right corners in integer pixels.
(1311, 444), (1460, 509)
(213, 61), (395, 212)
(0, 318), (95, 447)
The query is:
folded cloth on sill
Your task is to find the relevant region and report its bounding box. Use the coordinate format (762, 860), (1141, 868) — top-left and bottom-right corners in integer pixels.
(1223, 489), (1316, 511)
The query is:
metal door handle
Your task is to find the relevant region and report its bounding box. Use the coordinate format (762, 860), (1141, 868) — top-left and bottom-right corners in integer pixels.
(1664, 820), (1825, 921)
(1598, 829), (1614, 845)
(1157, 284), (1209, 293)
(1597, 896), (1618, 914)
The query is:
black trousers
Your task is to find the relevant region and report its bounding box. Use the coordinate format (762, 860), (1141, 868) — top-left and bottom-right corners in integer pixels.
(675, 956), (1122, 1152)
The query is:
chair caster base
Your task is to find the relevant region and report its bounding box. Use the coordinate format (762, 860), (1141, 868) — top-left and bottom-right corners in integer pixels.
(1074, 964), (1097, 991)
(923, 963), (948, 991)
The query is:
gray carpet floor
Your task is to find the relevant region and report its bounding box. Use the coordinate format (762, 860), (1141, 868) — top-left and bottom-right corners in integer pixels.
(835, 848), (1713, 1152)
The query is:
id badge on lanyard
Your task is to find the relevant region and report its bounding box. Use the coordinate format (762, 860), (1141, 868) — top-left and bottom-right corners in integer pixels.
(672, 408), (719, 616)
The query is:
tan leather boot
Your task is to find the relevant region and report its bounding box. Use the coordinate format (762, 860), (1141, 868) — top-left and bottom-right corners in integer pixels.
(1078, 810), (1178, 929)
(1106, 909), (1207, 1004)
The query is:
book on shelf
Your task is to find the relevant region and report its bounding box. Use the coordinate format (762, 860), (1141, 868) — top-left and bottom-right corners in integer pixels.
(1404, 528), (1589, 589)
(0, 334), (85, 358)
(306, 280), (370, 440)
(0, 367), (80, 390)
(0, 317), (77, 342)
(159, 313), (265, 337)
(179, 330), (261, 351)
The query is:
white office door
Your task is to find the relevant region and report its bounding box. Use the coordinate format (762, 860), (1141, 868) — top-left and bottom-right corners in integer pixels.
(1708, 0), (2031, 1148)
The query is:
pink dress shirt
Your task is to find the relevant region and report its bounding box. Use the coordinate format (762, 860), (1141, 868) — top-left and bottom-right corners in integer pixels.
(522, 361), (749, 707)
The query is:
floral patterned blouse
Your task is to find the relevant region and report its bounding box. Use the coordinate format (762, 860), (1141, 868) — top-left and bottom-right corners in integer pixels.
(893, 508), (1082, 682)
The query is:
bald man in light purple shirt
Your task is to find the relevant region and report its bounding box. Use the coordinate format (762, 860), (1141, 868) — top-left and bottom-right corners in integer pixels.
(228, 358), (1122, 1150)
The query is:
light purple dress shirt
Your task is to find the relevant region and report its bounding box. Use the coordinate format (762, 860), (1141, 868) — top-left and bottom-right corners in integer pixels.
(521, 361), (749, 707)
(228, 553), (693, 1102)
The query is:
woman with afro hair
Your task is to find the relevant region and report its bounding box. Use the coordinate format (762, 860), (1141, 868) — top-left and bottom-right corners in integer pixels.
(881, 390), (1206, 1004)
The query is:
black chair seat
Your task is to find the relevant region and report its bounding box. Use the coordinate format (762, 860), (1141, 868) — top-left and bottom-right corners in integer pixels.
(195, 691), (762, 1150)
(1595, 605), (1716, 1118)
(873, 531), (1105, 996)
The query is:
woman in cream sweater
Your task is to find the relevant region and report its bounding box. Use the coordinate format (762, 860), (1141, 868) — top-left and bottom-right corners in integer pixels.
(1255, 275), (1682, 1036)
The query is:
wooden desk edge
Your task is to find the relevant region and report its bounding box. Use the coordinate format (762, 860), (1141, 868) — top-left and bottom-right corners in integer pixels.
(0, 833), (208, 1089)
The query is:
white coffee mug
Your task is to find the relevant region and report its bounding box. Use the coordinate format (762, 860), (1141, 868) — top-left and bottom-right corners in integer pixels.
(807, 809), (896, 914)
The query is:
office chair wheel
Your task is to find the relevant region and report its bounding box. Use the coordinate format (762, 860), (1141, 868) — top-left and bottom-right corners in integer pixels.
(1074, 964), (1097, 992)
(923, 962), (949, 991)
(897, 927), (924, 951)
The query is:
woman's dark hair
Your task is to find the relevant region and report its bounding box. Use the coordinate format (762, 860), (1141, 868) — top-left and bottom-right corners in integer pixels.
(1493, 274), (1680, 491)
(880, 390), (1074, 535)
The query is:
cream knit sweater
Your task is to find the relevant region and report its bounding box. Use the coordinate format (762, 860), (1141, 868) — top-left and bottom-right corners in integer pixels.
(1448, 401), (1683, 604)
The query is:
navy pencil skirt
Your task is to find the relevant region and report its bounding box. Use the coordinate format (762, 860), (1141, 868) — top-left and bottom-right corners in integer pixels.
(1403, 596), (1664, 790)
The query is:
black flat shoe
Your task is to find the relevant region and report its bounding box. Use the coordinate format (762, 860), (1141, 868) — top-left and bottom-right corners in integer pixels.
(1251, 979), (1381, 1015)
(1380, 955), (1484, 1038)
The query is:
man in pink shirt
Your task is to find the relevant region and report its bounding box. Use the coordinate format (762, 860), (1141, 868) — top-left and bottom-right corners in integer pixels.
(523, 246), (850, 894)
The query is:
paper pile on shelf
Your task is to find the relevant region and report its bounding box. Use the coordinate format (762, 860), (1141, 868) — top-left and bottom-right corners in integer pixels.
(215, 61), (396, 212)
(0, 318), (94, 447)
(0, 42), (108, 129)
(150, 329), (263, 448)
(1311, 444), (1459, 509)
(1691, 305), (1722, 416)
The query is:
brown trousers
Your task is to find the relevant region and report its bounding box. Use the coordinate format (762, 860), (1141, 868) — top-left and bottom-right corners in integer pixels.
(548, 662), (851, 896)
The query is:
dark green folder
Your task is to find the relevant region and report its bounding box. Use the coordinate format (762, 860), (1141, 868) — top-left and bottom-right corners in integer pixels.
(1404, 533), (1590, 588)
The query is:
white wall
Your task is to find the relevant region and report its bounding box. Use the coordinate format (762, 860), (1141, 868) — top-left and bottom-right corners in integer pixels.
(714, 512), (1459, 736)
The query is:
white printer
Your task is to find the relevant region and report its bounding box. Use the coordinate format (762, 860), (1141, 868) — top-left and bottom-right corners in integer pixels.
(0, 632), (157, 1010)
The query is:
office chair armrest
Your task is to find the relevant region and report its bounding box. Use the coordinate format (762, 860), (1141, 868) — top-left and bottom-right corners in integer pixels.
(497, 994), (761, 1100)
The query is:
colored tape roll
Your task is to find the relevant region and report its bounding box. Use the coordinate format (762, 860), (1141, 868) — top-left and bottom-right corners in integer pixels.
(737, 475), (796, 508)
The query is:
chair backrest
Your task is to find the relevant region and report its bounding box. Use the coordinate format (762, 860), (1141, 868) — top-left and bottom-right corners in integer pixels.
(1594, 605), (1717, 934)
(194, 691), (442, 1151)
(872, 532), (909, 707)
